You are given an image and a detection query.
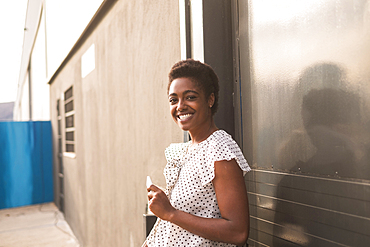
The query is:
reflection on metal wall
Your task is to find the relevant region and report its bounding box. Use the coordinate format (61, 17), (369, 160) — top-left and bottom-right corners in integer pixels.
(238, 0), (370, 245)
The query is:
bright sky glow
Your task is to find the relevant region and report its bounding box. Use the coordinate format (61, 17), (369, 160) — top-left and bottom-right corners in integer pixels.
(0, 1), (28, 103)
(251, 0), (322, 24)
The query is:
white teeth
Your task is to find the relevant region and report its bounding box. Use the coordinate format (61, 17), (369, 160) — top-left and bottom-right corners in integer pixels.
(178, 114), (192, 120)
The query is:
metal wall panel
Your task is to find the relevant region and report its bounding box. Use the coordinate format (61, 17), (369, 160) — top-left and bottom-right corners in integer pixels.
(203, 0), (236, 138)
(237, 0), (370, 246)
(246, 170), (370, 246)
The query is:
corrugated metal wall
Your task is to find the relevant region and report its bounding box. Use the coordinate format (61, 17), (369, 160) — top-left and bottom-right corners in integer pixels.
(237, 0), (370, 246)
(246, 170), (370, 246)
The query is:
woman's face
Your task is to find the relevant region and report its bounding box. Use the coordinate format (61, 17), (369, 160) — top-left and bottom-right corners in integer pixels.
(168, 77), (214, 133)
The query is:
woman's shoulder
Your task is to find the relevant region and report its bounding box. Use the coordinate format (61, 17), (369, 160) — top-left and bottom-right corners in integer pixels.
(206, 130), (238, 148)
(198, 130), (251, 185)
(164, 142), (190, 162)
(197, 130), (244, 162)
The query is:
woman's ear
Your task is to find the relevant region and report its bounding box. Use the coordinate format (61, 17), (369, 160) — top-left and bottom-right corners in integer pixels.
(208, 93), (215, 108)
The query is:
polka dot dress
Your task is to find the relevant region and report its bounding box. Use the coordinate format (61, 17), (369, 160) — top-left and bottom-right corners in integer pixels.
(146, 130), (251, 247)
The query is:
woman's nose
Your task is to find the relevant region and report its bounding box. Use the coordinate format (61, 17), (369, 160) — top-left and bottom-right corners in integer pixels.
(177, 99), (186, 111)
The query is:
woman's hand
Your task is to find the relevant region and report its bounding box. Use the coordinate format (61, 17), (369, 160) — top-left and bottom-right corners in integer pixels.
(147, 185), (176, 221)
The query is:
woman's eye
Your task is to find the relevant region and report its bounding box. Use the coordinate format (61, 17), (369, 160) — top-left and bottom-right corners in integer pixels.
(169, 98), (178, 104)
(187, 95), (196, 100)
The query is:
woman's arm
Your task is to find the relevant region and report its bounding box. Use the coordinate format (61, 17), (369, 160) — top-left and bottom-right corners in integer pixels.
(147, 159), (250, 246)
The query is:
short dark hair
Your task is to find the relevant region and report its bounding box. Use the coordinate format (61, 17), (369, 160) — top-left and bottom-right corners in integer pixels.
(168, 59), (219, 115)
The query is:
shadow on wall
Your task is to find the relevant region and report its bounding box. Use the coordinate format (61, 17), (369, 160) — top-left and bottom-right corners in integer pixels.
(278, 62), (370, 180)
(273, 62), (370, 246)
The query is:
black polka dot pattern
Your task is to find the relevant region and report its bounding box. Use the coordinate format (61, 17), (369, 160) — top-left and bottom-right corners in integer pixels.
(147, 130), (250, 246)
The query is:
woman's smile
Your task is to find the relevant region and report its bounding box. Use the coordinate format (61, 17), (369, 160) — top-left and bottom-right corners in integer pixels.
(178, 113), (193, 121)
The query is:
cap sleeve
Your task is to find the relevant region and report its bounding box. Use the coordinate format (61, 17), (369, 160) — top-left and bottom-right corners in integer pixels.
(165, 142), (189, 162)
(199, 131), (251, 186)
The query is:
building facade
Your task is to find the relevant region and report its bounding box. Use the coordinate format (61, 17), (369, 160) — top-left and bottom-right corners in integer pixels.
(49, 1), (183, 246)
(17, 0), (370, 246)
(14, 0), (104, 121)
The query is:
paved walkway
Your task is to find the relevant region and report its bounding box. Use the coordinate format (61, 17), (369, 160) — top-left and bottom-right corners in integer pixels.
(0, 203), (79, 247)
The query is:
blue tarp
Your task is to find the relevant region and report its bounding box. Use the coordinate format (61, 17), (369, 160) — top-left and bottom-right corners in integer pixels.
(0, 121), (53, 209)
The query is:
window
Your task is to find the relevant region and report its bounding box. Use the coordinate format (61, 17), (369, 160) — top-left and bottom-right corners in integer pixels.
(64, 86), (75, 154)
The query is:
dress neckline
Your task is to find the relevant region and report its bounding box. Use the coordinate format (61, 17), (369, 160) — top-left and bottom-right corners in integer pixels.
(188, 129), (223, 149)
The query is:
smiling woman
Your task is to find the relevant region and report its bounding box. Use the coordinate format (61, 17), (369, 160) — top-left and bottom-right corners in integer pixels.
(144, 59), (251, 247)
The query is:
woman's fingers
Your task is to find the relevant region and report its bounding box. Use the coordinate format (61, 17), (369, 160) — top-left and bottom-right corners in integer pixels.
(146, 185), (175, 220)
(147, 184), (162, 201)
(147, 191), (153, 200)
(147, 184), (160, 200)
(147, 184), (160, 192)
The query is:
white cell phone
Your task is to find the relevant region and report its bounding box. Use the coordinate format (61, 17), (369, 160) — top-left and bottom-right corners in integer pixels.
(146, 176), (153, 188)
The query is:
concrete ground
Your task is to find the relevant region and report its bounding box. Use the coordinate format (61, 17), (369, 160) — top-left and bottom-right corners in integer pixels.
(0, 203), (80, 247)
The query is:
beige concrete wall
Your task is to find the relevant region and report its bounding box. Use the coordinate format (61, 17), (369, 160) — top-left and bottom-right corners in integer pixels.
(50, 1), (182, 246)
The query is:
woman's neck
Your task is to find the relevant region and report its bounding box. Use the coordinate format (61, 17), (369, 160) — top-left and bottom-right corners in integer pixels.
(189, 121), (218, 144)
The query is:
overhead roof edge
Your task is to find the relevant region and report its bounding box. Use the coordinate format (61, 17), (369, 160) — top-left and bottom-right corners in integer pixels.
(48, 0), (117, 85)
